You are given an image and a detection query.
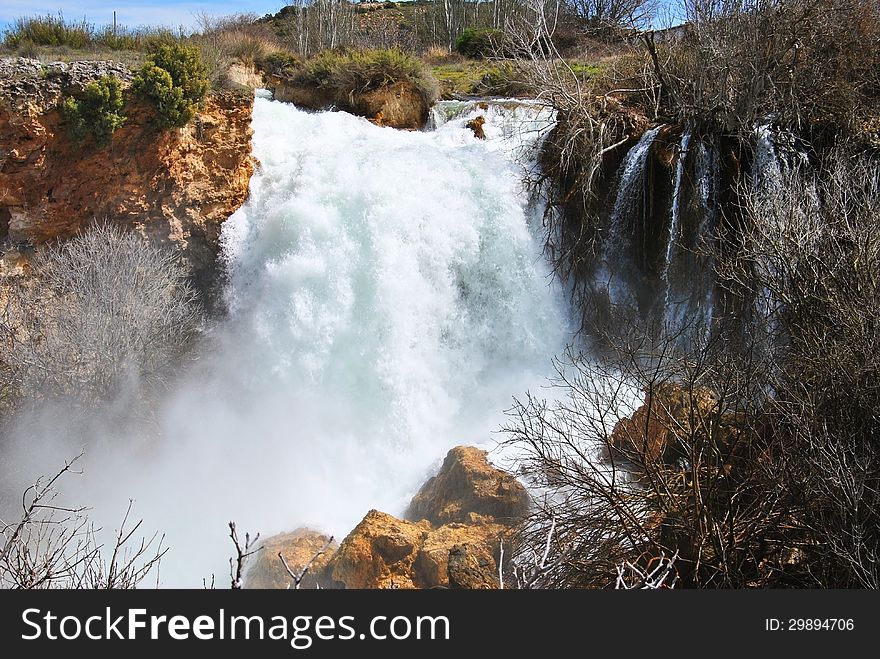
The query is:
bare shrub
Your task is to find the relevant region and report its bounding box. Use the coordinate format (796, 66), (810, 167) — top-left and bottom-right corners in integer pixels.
(0, 223), (202, 405)
(643, 0), (880, 137)
(505, 149), (880, 589)
(0, 454), (165, 589)
(731, 150), (880, 587)
(504, 334), (784, 588)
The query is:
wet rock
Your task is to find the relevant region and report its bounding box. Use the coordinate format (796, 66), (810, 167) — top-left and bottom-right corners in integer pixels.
(447, 543), (499, 589)
(609, 383), (720, 465)
(466, 115), (486, 139)
(323, 510), (431, 589)
(322, 509), (508, 589)
(245, 529), (336, 589)
(405, 446), (529, 526)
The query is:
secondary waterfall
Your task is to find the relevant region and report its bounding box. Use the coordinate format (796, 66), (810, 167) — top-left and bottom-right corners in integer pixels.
(595, 125), (662, 309)
(663, 130), (719, 339)
(56, 95), (571, 586)
(587, 123), (722, 340)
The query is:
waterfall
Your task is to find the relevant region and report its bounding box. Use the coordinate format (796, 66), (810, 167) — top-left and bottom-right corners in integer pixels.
(663, 127), (692, 290)
(66, 96), (572, 586)
(662, 130), (719, 339)
(753, 123), (783, 195)
(596, 125), (663, 308)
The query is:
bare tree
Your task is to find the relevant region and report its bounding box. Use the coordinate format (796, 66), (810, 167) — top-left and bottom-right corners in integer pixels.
(0, 222), (202, 405)
(641, 0), (880, 135)
(505, 145), (880, 589)
(564, 0), (656, 32)
(1, 454), (166, 589)
(615, 550), (679, 588)
(277, 535), (334, 589)
(228, 522), (261, 589)
(729, 150), (880, 588)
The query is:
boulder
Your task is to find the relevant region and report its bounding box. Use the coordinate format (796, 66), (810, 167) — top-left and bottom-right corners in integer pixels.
(405, 446), (529, 526)
(447, 543), (499, 590)
(350, 82), (429, 130)
(244, 445), (528, 589)
(269, 78), (335, 109)
(323, 510), (431, 589)
(466, 115), (486, 140)
(322, 509), (509, 589)
(245, 528), (336, 589)
(609, 383), (719, 466)
(268, 77), (430, 130)
(414, 522), (507, 587)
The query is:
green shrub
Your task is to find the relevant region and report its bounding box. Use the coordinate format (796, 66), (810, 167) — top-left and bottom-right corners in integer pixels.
(4, 13), (91, 49)
(133, 44), (208, 128)
(294, 49), (438, 105)
(3, 13), (185, 52)
(60, 75), (126, 147)
(455, 28), (503, 59)
(257, 50), (301, 77)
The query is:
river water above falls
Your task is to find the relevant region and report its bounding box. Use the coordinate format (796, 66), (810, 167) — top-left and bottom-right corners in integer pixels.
(37, 95), (573, 586)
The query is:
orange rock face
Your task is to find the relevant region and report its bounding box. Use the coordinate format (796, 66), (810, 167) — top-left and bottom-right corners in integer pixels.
(609, 383), (720, 466)
(322, 510), (509, 589)
(405, 446), (530, 526)
(323, 511), (432, 589)
(245, 529), (336, 590)
(248, 446), (529, 589)
(0, 60), (255, 296)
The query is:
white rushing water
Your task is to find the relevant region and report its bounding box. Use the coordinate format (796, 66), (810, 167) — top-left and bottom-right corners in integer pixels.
(663, 126), (692, 292)
(595, 125), (662, 308)
(663, 130), (719, 338)
(42, 96), (572, 586)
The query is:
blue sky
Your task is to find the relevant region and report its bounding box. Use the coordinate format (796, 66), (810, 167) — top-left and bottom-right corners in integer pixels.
(1, 1), (681, 33)
(0, 1), (289, 31)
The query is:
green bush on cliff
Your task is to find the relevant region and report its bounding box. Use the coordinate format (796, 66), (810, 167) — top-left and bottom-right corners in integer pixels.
(60, 75), (126, 147)
(295, 49), (438, 106)
(133, 44), (209, 128)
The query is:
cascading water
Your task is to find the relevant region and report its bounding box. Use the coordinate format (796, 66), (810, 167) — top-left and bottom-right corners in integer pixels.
(753, 124), (783, 195)
(56, 95), (572, 586)
(663, 130), (719, 339)
(595, 125), (663, 309)
(751, 123), (794, 327)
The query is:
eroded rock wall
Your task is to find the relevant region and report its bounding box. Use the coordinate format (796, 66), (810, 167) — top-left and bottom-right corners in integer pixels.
(0, 58), (255, 300)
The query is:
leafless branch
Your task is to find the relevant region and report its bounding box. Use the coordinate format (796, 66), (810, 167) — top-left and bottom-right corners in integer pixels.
(277, 535), (334, 590)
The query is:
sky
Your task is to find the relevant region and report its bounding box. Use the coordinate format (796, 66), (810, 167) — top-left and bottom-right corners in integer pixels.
(1, 1), (682, 33)
(0, 1), (290, 31)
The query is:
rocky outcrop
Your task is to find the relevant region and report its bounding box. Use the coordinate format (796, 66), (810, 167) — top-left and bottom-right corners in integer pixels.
(245, 529), (336, 590)
(323, 511), (432, 589)
(609, 383), (720, 466)
(0, 58), (254, 301)
(268, 77), (430, 130)
(321, 511), (509, 589)
(466, 115), (486, 140)
(247, 445), (528, 589)
(447, 544), (499, 589)
(405, 446), (529, 526)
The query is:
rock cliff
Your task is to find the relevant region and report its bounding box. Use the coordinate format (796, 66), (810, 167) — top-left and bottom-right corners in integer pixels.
(246, 446), (529, 589)
(0, 58), (254, 301)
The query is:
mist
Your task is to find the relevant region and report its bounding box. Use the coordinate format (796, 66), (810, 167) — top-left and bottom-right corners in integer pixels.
(0, 96), (573, 586)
